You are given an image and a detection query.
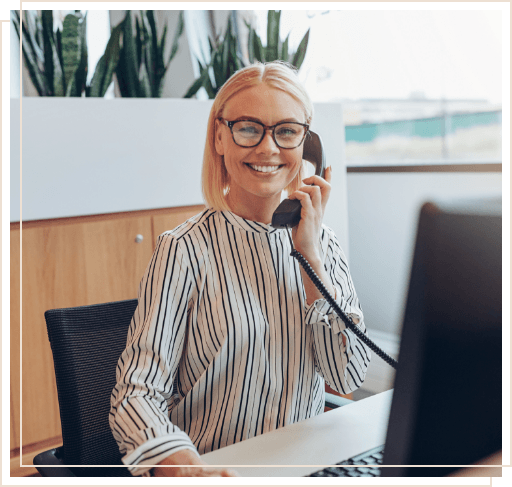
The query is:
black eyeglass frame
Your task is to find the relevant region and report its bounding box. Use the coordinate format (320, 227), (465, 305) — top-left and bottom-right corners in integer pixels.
(219, 118), (310, 149)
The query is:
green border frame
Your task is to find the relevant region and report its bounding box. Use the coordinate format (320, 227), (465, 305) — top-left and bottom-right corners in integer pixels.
(0, 0), (512, 487)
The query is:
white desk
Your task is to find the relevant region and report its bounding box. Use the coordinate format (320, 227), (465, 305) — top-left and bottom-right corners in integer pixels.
(201, 389), (394, 477)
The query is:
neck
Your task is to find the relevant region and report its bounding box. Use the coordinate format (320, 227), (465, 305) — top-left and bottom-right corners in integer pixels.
(226, 192), (281, 224)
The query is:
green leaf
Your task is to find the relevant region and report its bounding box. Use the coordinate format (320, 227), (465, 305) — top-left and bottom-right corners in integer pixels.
(291, 28), (309, 70)
(183, 67), (209, 98)
(12, 11), (45, 95)
(135, 16), (142, 72)
(120, 11), (140, 97)
(247, 26), (255, 63)
(146, 10), (159, 74)
(21, 32), (47, 94)
(61, 13), (81, 96)
(252, 31), (265, 62)
(141, 13), (155, 95)
(266, 10), (280, 61)
(138, 61), (151, 97)
(49, 31), (64, 95)
(55, 28), (64, 77)
(159, 23), (167, 61)
(26, 11), (45, 62)
(88, 22), (122, 97)
(20, 11), (44, 68)
(41, 11), (54, 95)
(281, 33), (289, 63)
(74, 13), (88, 97)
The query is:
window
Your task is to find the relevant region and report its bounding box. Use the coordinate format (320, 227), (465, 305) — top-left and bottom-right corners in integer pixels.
(253, 9), (502, 166)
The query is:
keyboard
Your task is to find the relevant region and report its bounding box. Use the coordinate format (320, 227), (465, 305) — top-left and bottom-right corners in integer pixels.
(307, 445), (385, 477)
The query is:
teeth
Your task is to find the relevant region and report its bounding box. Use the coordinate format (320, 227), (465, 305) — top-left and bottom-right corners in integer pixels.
(249, 165), (280, 173)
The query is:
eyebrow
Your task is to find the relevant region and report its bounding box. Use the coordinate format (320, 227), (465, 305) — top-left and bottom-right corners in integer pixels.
(232, 116), (304, 124)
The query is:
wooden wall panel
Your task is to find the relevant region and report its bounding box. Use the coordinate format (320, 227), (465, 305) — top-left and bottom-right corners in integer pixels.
(11, 229), (20, 450)
(20, 224), (86, 445)
(17, 215), (154, 447)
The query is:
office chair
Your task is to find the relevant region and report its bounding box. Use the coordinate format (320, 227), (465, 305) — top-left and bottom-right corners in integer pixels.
(34, 299), (351, 477)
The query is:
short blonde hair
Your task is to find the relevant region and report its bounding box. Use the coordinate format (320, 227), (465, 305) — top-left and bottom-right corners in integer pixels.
(202, 61), (314, 211)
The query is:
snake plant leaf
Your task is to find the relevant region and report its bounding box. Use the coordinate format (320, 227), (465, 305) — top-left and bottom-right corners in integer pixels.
(291, 28), (310, 70)
(166, 10), (184, 68)
(266, 10), (280, 62)
(146, 10), (159, 69)
(183, 66), (209, 98)
(29, 11), (45, 64)
(204, 69), (216, 98)
(135, 15), (142, 73)
(247, 25), (255, 63)
(138, 61), (152, 97)
(159, 23), (167, 61)
(41, 11), (54, 95)
(119, 11), (140, 97)
(220, 23), (230, 84)
(14, 18), (46, 95)
(61, 13), (81, 96)
(55, 27), (64, 74)
(74, 12), (88, 97)
(88, 22), (122, 97)
(115, 47), (129, 97)
(48, 31), (64, 96)
(281, 33), (289, 63)
(252, 30), (265, 63)
(20, 11), (45, 68)
(139, 10), (157, 97)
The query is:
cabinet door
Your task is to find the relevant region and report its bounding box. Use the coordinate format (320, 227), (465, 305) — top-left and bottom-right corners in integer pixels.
(14, 215), (153, 447)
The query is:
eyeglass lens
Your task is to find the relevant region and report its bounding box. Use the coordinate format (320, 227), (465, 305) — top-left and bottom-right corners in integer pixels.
(231, 121), (306, 148)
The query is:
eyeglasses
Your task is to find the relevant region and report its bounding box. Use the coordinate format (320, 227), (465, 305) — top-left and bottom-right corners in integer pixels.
(219, 118), (309, 149)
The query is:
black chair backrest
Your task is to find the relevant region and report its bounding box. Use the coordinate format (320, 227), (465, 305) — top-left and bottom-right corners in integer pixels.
(45, 299), (137, 471)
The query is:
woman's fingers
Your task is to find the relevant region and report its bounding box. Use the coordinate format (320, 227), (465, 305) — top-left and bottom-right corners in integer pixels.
(300, 168), (332, 210)
(161, 466), (241, 477)
(289, 190), (314, 212)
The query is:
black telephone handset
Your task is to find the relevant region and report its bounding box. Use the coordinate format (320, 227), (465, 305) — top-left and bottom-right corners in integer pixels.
(271, 131), (326, 229)
(270, 130), (398, 369)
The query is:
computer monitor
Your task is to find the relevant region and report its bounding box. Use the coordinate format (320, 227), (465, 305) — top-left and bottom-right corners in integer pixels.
(381, 197), (502, 476)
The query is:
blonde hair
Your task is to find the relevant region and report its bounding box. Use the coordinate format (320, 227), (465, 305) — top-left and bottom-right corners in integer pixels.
(201, 61), (314, 211)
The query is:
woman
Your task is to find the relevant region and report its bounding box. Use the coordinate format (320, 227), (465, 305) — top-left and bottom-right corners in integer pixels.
(110, 61), (371, 477)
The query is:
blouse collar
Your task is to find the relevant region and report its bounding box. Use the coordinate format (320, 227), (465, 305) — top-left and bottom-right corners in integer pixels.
(220, 211), (279, 234)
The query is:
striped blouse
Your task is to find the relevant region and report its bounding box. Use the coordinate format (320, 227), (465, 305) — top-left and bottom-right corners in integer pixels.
(109, 208), (371, 476)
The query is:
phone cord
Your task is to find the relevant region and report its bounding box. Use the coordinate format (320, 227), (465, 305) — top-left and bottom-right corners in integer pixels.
(286, 228), (398, 370)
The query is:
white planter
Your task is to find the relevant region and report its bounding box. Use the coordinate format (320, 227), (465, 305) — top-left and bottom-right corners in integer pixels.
(10, 97), (350, 257)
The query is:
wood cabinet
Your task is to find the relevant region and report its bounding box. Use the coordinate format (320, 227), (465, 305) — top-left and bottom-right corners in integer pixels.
(10, 205), (203, 474)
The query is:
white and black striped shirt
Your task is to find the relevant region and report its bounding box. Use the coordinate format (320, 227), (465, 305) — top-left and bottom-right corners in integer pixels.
(109, 209), (371, 476)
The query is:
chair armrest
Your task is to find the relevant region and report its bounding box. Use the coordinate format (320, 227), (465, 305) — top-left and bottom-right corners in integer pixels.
(33, 447), (76, 477)
(325, 392), (353, 409)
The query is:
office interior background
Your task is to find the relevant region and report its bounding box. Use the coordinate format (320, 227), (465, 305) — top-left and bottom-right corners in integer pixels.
(9, 8), (503, 476)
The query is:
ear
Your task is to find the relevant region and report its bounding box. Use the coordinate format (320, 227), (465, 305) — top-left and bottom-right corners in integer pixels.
(214, 119), (225, 156)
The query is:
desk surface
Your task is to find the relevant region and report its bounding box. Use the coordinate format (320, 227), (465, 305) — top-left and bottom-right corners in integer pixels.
(201, 389), (393, 477)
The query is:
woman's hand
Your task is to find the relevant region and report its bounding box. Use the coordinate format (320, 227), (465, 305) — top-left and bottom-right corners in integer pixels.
(288, 166), (340, 310)
(288, 166), (332, 264)
(152, 449), (240, 477)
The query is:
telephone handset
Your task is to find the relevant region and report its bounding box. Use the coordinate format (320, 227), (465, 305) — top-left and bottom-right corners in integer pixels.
(270, 130), (398, 369)
(271, 131), (326, 229)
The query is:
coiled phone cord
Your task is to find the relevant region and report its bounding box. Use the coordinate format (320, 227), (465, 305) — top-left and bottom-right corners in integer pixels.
(286, 228), (398, 370)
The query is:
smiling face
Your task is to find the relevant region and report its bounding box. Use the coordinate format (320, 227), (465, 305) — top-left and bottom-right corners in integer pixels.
(214, 83), (306, 221)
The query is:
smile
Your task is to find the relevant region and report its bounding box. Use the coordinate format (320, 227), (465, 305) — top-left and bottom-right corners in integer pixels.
(246, 164), (283, 173)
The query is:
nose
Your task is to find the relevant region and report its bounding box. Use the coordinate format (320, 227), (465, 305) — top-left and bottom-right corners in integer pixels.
(256, 129), (280, 154)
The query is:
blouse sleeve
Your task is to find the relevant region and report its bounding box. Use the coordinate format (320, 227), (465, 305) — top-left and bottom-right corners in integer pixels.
(109, 233), (199, 476)
(304, 226), (372, 395)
